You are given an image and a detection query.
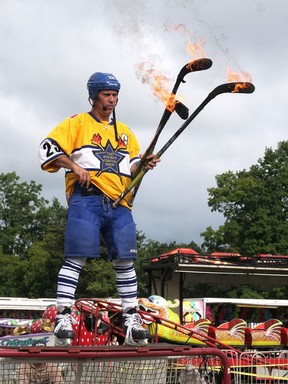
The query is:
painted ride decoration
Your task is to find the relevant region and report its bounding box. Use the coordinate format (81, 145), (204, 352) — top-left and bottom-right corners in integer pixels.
(0, 295), (287, 350)
(138, 296), (211, 346)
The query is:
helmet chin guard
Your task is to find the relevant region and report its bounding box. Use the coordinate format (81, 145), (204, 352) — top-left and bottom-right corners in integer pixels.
(87, 72), (121, 100)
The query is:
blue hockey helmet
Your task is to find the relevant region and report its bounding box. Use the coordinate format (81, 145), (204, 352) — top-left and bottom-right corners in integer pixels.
(87, 72), (121, 100)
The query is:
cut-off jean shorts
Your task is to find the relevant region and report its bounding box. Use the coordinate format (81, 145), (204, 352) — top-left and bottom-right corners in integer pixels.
(64, 187), (137, 260)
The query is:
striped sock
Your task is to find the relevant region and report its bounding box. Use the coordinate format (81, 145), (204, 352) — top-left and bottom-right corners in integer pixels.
(56, 257), (86, 308)
(112, 259), (138, 312)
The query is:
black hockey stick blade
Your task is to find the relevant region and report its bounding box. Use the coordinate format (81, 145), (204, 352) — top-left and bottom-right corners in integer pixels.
(187, 57), (213, 72)
(172, 58), (213, 93)
(210, 82), (255, 98)
(174, 101), (189, 120)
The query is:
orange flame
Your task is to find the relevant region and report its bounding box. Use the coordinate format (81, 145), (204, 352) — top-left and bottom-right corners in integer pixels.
(227, 67), (253, 93)
(135, 23), (208, 106)
(135, 62), (182, 111)
(227, 67), (253, 83)
(186, 38), (207, 60)
(165, 23), (207, 60)
(233, 83), (250, 93)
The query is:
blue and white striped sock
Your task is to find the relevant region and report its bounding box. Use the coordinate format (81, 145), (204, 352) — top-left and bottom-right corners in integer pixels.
(112, 259), (138, 312)
(56, 257), (86, 308)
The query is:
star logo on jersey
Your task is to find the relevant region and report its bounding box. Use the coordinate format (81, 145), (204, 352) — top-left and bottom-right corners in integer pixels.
(93, 140), (125, 176)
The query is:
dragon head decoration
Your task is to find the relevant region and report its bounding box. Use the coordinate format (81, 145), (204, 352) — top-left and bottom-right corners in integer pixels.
(138, 296), (211, 345)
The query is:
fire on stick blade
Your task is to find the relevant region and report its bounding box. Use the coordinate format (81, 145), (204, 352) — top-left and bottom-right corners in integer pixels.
(186, 58), (213, 72)
(135, 39), (212, 112)
(227, 67), (255, 93)
(232, 82), (255, 93)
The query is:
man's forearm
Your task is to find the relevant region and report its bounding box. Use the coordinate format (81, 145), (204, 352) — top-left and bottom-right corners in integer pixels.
(51, 156), (76, 171)
(51, 156), (91, 188)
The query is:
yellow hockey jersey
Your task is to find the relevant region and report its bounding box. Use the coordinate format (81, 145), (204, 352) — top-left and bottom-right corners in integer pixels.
(39, 112), (140, 209)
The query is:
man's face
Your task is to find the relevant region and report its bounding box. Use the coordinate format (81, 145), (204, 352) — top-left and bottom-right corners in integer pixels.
(96, 90), (118, 113)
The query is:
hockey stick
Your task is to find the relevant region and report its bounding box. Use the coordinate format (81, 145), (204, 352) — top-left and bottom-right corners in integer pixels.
(133, 58), (212, 178)
(129, 58), (213, 204)
(112, 81), (255, 208)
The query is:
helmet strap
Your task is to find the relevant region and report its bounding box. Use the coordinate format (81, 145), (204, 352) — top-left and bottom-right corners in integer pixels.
(113, 109), (119, 142)
(88, 97), (94, 107)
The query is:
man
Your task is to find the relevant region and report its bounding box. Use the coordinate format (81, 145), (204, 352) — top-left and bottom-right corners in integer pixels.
(39, 72), (159, 346)
(16, 362), (65, 384)
(16, 342), (65, 383)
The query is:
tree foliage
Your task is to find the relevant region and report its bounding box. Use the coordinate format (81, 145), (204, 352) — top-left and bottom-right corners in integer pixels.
(201, 141), (288, 255)
(0, 172), (66, 297)
(0, 254), (23, 296)
(2, 156), (288, 302)
(0, 172), (49, 257)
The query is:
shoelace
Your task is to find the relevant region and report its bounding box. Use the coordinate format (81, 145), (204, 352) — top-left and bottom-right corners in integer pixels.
(54, 313), (77, 333)
(124, 312), (143, 345)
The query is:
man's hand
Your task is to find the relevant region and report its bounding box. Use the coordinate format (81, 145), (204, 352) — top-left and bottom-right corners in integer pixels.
(142, 154), (161, 170)
(70, 163), (91, 188)
(51, 156), (91, 188)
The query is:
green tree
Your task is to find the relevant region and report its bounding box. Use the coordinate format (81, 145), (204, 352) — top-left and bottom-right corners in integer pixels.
(201, 141), (288, 255)
(0, 171), (67, 297)
(22, 211), (66, 298)
(0, 172), (49, 257)
(78, 259), (116, 298)
(0, 254), (24, 296)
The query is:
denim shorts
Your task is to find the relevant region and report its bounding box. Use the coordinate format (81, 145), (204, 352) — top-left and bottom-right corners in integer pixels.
(64, 188), (137, 260)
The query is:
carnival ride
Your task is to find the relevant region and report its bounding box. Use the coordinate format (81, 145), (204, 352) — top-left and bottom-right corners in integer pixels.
(2, 295), (288, 350)
(1, 295), (288, 382)
(1, 250), (288, 382)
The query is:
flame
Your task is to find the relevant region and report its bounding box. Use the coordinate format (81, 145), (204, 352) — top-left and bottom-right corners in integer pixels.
(135, 61), (182, 112)
(135, 23), (209, 106)
(233, 83), (250, 93)
(227, 67), (253, 93)
(165, 23), (207, 60)
(186, 38), (207, 60)
(227, 67), (253, 83)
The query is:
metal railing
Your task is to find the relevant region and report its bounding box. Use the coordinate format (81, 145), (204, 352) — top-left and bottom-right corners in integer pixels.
(0, 344), (231, 383)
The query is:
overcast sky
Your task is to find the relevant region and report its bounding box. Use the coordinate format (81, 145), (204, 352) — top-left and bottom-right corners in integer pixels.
(1, 0), (287, 246)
